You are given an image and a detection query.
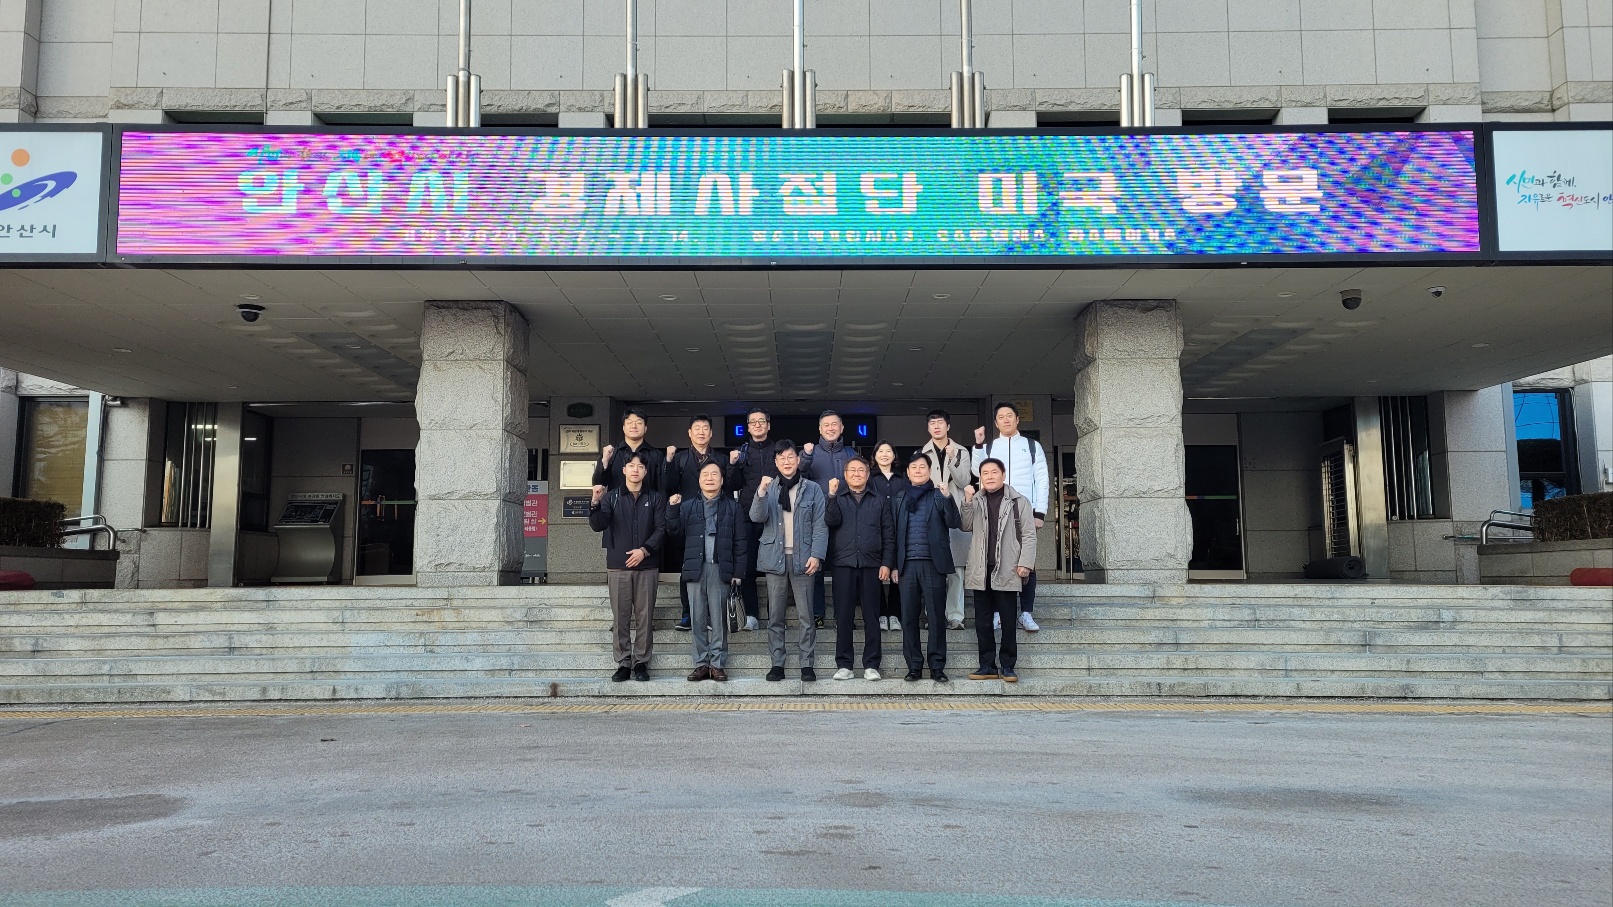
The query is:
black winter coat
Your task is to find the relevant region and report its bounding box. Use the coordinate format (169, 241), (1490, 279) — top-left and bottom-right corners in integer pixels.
(663, 446), (727, 499)
(725, 437), (780, 512)
(824, 489), (896, 570)
(587, 487), (667, 570)
(891, 485), (961, 574)
(665, 494), (749, 583)
(592, 441), (665, 494)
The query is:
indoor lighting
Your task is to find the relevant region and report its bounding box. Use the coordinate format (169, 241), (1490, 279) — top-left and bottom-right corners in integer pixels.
(931, 293), (950, 299)
(240, 293), (260, 300)
(112, 347), (132, 353)
(659, 294), (678, 300)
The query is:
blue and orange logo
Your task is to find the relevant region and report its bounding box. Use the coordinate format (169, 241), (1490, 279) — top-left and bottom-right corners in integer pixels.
(0, 146), (77, 213)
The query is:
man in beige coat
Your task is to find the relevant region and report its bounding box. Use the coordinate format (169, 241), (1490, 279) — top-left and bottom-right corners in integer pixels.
(958, 458), (1037, 682)
(921, 409), (974, 630)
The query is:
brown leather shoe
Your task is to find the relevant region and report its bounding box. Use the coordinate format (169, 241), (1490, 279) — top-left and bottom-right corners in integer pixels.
(686, 664), (710, 682)
(708, 667), (728, 682)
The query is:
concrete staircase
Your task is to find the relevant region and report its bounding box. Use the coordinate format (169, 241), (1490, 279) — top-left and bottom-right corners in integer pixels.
(0, 583), (1608, 704)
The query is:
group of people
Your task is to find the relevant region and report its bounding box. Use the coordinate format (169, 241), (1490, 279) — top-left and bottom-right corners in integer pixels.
(587, 403), (1050, 685)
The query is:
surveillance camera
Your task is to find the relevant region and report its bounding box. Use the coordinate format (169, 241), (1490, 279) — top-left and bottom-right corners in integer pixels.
(1428, 286), (1446, 298)
(236, 303), (265, 323)
(1340, 290), (1363, 311)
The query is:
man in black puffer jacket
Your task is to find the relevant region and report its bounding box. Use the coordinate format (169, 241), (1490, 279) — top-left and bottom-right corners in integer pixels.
(824, 455), (895, 681)
(665, 461), (748, 682)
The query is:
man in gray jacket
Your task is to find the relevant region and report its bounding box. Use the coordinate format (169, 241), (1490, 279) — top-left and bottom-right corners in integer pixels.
(750, 440), (829, 683)
(959, 458), (1037, 682)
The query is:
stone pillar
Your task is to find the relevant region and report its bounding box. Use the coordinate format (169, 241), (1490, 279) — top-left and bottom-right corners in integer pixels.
(414, 301), (530, 587)
(1072, 299), (1192, 584)
(0, 368), (17, 496)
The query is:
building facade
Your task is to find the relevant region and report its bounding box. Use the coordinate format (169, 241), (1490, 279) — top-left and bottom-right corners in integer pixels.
(1, 0), (1610, 591)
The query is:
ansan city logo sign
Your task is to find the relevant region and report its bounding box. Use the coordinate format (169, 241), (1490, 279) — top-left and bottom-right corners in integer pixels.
(0, 129), (105, 257)
(0, 144), (79, 213)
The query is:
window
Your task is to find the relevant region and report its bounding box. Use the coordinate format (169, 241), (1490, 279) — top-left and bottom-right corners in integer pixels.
(17, 398), (88, 512)
(159, 402), (217, 528)
(1514, 390), (1578, 509)
(240, 410), (273, 533)
(1380, 396), (1436, 520)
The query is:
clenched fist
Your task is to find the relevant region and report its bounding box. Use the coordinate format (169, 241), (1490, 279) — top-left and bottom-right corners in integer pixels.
(803, 442), (815, 456)
(729, 449), (741, 464)
(828, 478), (840, 495)
(600, 444), (616, 467)
(974, 426), (986, 445)
(590, 484), (607, 504)
(964, 485), (975, 503)
(667, 494), (682, 507)
(665, 445), (676, 461)
(758, 475), (773, 493)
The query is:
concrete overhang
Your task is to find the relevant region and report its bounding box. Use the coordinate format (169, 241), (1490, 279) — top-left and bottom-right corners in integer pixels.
(0, 264), (1608, 402)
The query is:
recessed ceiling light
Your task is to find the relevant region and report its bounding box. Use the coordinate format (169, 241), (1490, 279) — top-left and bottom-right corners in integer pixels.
(660, 294), (678, 301)
(240, 293), (260, 300)
(704, 383), (716, 387)
(1471, 342), (1490, 348)
(685, 347), (700, 352)
(1277, 292), (1295, 298)
(931, 293), (950, 299)
(347, 344), (364, 349)
(225, 385), (238, 389)
(1366, 379), (1379, 384)
(908, 346), (923, 351)
(112, 347), (132, 353)
(892, 382), (905, 386)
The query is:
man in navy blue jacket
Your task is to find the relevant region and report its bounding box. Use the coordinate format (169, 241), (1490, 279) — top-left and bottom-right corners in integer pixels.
(890, 453), (961, 683)
(802, 409), (857, 627)
(665, 461), (747, 682)
(824, 455), (895, 681)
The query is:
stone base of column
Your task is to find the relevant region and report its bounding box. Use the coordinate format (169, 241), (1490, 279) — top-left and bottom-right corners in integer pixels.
(1072, 300), (1192, 585)
(413, 301), (530, 588)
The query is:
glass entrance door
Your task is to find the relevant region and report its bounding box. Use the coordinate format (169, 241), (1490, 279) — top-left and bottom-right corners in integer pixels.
(1185, 444), (1244, 576)
(356, 449), (415, 581)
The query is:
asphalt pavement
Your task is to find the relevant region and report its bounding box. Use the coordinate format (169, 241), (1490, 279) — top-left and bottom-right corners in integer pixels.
(0, 700), (1608, 907)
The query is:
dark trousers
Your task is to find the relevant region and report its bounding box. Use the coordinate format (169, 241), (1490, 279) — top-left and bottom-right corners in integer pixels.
(881, 577), (901, 618)
(1021, 569), (1037, 614)
(898, 558), (947, 673)
(832, 566), (882, 670)
(664, 534), (690, 619)
(738, 519), (763, 618)
(973, 588), (1019, 672)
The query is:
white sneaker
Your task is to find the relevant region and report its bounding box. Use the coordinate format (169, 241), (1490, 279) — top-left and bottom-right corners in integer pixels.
(833, 667), (854, 681)
(890, 618), (901, 631)
(1018, 612), (1040, 632)
(993, 612), (1001, 631)
(864, 668), (881, 681)
(745, 615), (759, 631)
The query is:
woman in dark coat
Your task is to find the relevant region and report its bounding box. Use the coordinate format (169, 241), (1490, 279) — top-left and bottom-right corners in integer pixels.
(868, 441), (910, 630)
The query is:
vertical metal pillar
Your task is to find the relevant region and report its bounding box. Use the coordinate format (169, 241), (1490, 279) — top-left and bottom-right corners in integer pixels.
(951, 0), (986, 127)
(1119, 0), (1154, 127)
(446, 0), (479, 127)
(614, 0), (649, 128)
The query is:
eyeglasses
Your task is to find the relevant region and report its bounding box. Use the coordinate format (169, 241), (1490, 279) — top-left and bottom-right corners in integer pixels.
(747, 418), (769, 425)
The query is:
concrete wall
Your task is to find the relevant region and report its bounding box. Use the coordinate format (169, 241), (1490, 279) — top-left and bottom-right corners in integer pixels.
(1238, 411), (1322, 582)
(0, 368), (17, 496)
(4, 0), (1607, 122)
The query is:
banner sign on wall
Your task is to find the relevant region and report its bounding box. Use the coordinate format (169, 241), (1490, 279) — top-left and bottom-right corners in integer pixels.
(114, 129), (1481, 264)
(1490, 128), (1613, 254)
(0, 129), (106, 258)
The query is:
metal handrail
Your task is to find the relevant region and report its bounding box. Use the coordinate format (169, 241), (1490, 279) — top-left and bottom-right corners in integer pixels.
(58, 515), (119, 551)
(1480, 510), (1534, 545)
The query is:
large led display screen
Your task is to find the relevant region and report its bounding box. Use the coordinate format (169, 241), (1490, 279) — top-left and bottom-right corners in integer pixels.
(115, 129), (1480, 263)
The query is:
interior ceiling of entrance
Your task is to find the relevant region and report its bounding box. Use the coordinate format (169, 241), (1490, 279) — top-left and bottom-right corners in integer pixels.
(1, 266), (1607, 403)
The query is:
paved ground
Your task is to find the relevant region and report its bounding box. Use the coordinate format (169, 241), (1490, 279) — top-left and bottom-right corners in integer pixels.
(0, 700), (1608, 907)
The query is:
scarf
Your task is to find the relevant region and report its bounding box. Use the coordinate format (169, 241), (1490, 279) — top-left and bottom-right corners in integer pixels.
(777, 472), (802, 512)
(906, 480), (934, 514)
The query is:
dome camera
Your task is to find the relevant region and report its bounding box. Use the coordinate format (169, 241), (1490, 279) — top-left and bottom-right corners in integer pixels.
(236, 303), (265, 323)
(1340, 290), (1363, 311)
(1428, 286), (1446, 298)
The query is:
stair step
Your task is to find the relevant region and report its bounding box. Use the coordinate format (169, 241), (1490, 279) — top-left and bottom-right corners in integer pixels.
(0, 675), (1606, 706)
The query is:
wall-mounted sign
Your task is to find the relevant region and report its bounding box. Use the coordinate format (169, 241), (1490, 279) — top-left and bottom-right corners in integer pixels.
(0, 128), (107, 258)
(557, 459), (598, 491)
(561, 495), (593, 519)
(1491, 127), (1613, 255)
(557, 424), (600, 454)
(113, 128), (1481, 264)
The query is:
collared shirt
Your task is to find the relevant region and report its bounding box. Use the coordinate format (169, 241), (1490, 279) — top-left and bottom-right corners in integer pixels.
(703, 496), (719, 563)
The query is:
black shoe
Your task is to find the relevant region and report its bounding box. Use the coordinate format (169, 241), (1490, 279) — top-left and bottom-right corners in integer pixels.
(766, 665), (785, 682)
(632, 664), (650, 682)
(904, 670), (921, 682)
(675, 615), (691, 632)
(611, 666), (632, 682)
(801, 667), (816, 683)
(932, 670), (949, 683)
